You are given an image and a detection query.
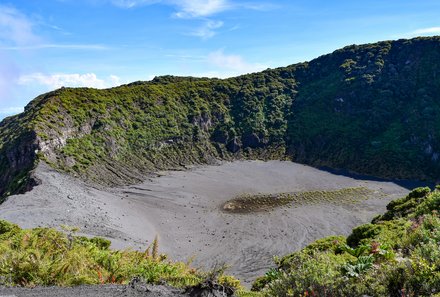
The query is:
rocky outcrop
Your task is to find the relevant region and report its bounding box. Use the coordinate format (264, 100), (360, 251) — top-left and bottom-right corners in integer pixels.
(0, 128), (39, 201)
(226, 137), (241, 153)
(241, 133), (264, 149)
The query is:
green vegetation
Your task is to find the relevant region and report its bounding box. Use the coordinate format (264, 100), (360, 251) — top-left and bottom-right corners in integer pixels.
(0, 220), (247, 292)
(252, 187), (440, 296)
(0, 220), (196, 287)
(287, 38), (440, 181)
(222, 187), (372, 213)
(2, 37), (440, 200)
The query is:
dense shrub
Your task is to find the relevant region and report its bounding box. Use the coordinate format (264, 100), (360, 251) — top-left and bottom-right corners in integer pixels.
(254, 188), (440, 296)
(346, 223), (382, 247)
(0, 221), (213, 288)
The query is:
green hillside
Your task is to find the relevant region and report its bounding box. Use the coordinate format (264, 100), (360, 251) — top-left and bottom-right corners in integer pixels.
(2, 36), (440, 200)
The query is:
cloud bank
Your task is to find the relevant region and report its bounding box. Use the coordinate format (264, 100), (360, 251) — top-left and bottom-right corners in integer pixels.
(401, 27), (440, 38)
(18, 73), (123, 89)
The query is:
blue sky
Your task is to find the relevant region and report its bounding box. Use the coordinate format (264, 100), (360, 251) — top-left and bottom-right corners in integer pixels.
(1, 0), (440, 119)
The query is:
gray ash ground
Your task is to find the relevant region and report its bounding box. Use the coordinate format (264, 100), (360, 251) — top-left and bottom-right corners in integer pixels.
(0, 160), (410, 286)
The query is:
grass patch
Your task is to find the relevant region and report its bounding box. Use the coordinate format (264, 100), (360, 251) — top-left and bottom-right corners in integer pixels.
(222, 187), (373, 213)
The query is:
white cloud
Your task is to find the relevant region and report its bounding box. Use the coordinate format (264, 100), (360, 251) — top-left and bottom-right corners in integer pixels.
(0, 6), (108, 51)
(110, 0), (230, 17)
(108, 0), (229, 39)
(109, 74), (123, 86)
(18, 73), (123, 89)
(0, 5), (40, 46)
(190, 20), (224, 39)
(116, 0), (274, 17)
(404, 27), (440, 38)
(172, 0), (231, 18)
(0, 106), (23, 115)
(111, 0), (160, 8)
(410, 27), (440, 35)
(207, 49), (266, 75)
(107, 0), (273, 39)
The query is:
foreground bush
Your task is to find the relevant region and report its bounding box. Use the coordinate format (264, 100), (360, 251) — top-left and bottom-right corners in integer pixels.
(0, 223), (205, 287)
(253, 187), (440, 296)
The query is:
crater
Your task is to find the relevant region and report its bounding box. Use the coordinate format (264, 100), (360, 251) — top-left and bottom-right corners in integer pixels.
(0, 160), (412, 285)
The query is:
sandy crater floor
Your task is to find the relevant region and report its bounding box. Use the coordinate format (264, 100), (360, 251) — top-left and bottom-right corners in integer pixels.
(0, 160), (410, 285)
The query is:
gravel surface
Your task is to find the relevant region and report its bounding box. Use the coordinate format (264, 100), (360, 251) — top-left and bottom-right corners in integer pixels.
(0, 279), (232, 297)
(0, 160), (410, 285)
(0, 284), (178, 297)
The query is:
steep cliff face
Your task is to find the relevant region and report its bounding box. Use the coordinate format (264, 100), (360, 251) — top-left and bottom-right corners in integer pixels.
(1, 36), (440, 201)
(0, 114), (39, 201)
